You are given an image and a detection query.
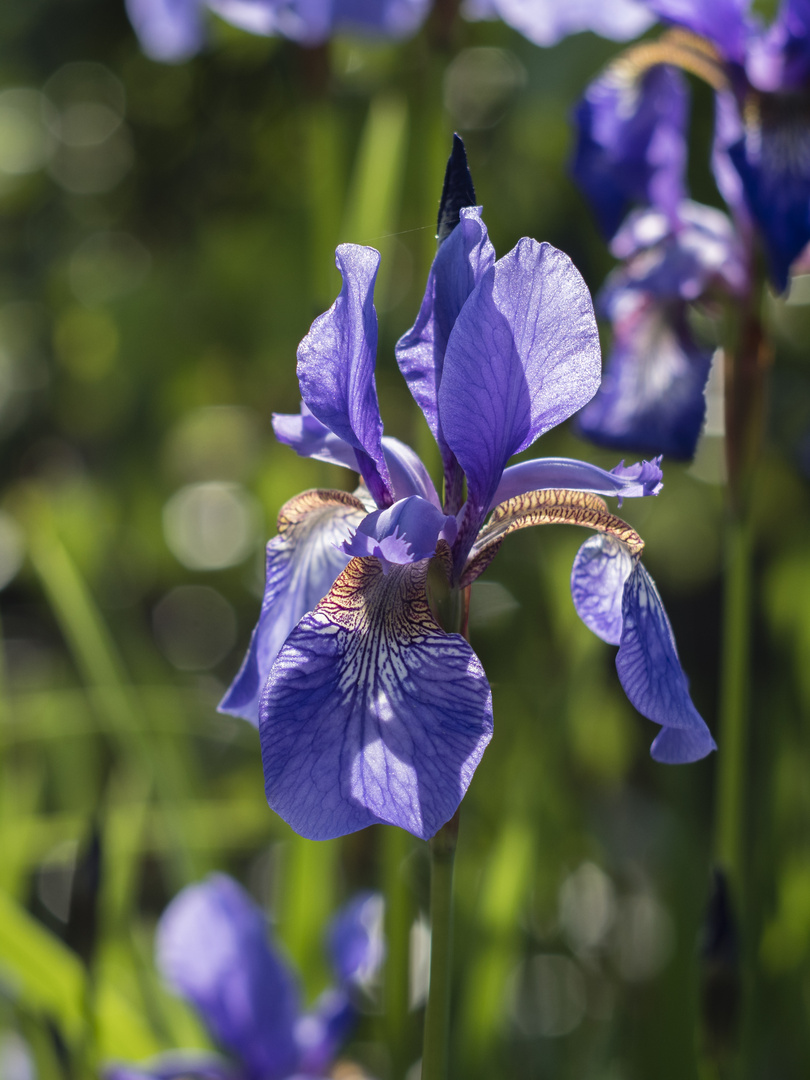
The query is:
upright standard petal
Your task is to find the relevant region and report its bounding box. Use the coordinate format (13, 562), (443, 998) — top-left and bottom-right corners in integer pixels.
(125, 0), (205, 62)
(572, 64), (689, 237)
(439, 240), (601, 545)
(260, 557), (493, 840)
(219, 490), (366, 725)
(396, 207), (495, 505)
(571, 534), (715, 761)
(156, 875), (301, 1080)
(297, 245), (392, 507)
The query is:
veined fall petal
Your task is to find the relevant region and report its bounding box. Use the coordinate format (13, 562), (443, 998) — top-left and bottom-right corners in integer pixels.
(260, 556), (493, 840)
(218, 490), (366, 725)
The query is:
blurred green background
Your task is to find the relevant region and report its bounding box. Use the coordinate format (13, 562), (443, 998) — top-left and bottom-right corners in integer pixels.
(1, 2), (810, 1078)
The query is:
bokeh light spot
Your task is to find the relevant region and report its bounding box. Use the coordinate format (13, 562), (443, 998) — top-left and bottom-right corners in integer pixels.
(162, 481), (262, 570)
(152, 585), (237, 671)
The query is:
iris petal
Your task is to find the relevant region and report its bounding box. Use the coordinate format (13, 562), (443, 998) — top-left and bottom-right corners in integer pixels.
(342, 496), (458, 572)
(156, 875), (301, 1080)
(219, 490), (366, 725)
(617, 562), (716, 762)
(576, 293), (712, 460)
(463, 0), (654, 46)
(490, 455), (662, 511)
(396, 206), (495, 492)
(572, 64), (689, 237)
(297, 245), (392, 507)
(260, 557), (493, 840)
(571, 533), (635, 645)
(439, 239), (601, 549)
(124, 0), (205, 62)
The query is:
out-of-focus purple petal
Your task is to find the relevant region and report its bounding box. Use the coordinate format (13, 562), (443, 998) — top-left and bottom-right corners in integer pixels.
(294, 989), (353, 1076)
(609, 201), (748, 298)
(489, 455), (662, 511)
(572, 65), (689, 237)
(570, 533), (635, 645)
(712, 91), (754, 232)
(331, 0), (432, 39)
(725, 90), (810, 291)
(617, 561), (716, 762)
(439, 239), (601, 546)
(328, 891), (385, 988)
(219, 490), (366, 725)
(105, 1053), (236, 1080)
(577, 291), (712, 460)
(208, 0), (430, 44)
(745, 0), (810, 90)
(297, 245), (392, 507)
(156, 875), (301, 1080)
(341, 496), (458, 573)
(462, 0), (654, 45)
(206, 0), (281, 34)
(396, 207), (495, 496)
(260, 558), (493, 840)
(645, 0), (750, 63)
(125, 0), (205, 62)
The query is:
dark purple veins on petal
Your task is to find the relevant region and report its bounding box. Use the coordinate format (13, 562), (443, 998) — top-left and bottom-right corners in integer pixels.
(617, 561), (716, 762)
(260, 557), (493, 841)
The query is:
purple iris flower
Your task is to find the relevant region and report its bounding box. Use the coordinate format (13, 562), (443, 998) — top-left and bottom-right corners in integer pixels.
(577, 200), (748, 458)
(462, 0), (655, 47)
(571, 63), (689, 238)
(106, 875), (383, 1080)
(220, 142), (715, 842)
(573, 0), (810, 289)
(125, 0), (431, 61)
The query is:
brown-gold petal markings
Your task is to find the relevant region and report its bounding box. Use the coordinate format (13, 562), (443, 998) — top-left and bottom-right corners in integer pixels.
(461, 488), (645, 587)
(276, 488), (367, 534)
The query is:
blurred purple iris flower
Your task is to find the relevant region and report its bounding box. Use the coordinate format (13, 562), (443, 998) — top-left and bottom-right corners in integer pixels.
(106, 875), (383, 1080)
(577, 200), (749, 458)
(573, 0), (810, 290)
(125, 0), (431, 61)
(572, 62), (689, 239)
(219, 139), (715, 843)
(461, 0), (655, 47)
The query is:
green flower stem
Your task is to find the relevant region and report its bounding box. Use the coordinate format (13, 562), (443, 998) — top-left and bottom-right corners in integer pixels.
(714, 512), (751, 892)
(422, 808), (459, 1080)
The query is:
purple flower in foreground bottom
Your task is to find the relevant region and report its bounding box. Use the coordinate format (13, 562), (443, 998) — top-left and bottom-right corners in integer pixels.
(106, 875), (382, 1080)
(220, 140), (715, 843)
